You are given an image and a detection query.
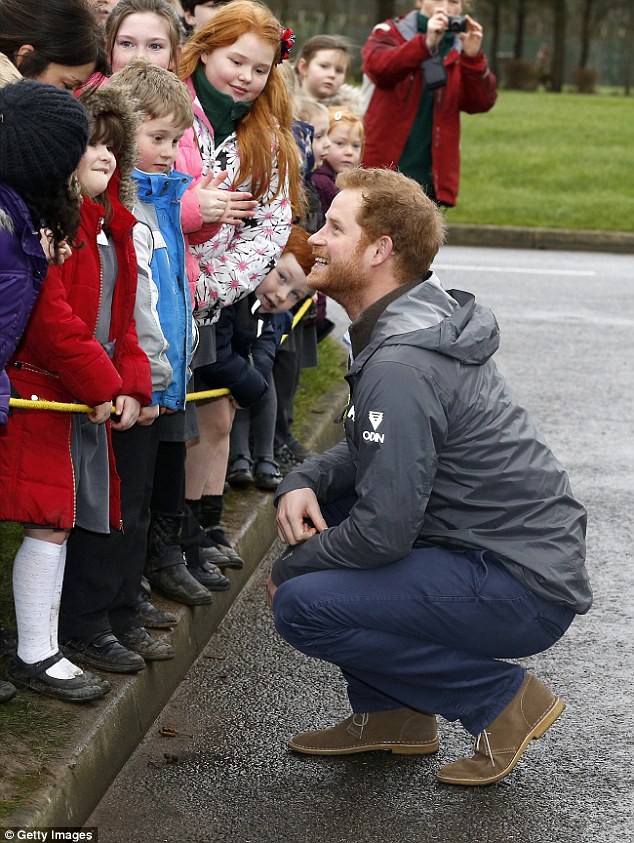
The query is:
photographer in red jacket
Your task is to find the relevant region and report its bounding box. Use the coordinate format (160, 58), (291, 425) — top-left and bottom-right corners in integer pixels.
(362, 0), (496, 206)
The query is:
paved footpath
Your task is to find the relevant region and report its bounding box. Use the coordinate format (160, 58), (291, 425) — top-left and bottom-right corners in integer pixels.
(87, 246), (634, 843)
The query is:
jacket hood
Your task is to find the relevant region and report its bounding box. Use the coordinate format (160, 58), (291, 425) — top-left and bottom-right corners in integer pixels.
(359, 273), (500, 368)
(79, 85), (139, 210)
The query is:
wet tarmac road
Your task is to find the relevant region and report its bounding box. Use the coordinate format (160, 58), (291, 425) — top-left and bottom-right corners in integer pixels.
(88, 247), (634, 843)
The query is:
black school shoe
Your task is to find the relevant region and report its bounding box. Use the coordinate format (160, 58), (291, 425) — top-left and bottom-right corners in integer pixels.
(187, 559), (231, 591)
(253, 459), (283, 491)
(137, 591), (178, 629)
(63, 631), (146, 674)
(226, 455), (254, 489)
(7, 652), (110, 703)
(116, 627), (175, 661)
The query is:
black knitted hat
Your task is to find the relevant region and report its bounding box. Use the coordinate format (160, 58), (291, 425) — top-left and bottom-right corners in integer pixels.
(0, 79), (89, 193)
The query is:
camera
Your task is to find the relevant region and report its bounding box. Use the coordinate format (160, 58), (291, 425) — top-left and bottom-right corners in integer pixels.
(446, 15), (468, 32)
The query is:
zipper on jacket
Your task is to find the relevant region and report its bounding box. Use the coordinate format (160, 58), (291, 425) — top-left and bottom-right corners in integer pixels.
(94, 218), (105, 339)
(11, 360), (60, 379)
(68, 420), (77, 529)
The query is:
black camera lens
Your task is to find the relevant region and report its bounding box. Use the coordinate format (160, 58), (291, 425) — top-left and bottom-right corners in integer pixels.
(446, 15), (468, 33)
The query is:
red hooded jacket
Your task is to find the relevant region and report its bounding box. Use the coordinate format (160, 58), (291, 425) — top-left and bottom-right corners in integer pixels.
(0, 185), (151, 530)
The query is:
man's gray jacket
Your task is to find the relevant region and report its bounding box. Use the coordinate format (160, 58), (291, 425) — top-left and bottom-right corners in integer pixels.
(272, 274), (591, 614)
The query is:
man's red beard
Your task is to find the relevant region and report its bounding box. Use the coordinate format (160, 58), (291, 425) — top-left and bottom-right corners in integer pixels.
(307, 244), (370, 313)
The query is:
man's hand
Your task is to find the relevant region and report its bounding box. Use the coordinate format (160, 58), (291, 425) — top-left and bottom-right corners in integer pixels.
(111, 395), (141, 431)
(426, 11), (483, 57)
(276, 488), (328, 545)
(460, 15), (484, 57)
(425, 8), (449, 52)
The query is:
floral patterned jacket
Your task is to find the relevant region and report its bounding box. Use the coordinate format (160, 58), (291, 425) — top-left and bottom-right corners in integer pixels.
(177, 77), (292, 326)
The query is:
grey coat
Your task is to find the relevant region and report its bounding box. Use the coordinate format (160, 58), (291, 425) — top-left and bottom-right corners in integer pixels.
(272, 274), (591, 614)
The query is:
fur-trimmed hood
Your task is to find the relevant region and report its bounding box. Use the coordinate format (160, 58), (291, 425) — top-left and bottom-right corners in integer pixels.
(0, 52), (22, 89)
(79, 84), (139, 210)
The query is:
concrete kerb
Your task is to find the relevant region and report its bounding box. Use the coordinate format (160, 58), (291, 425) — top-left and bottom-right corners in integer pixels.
(447, 223), (634, 254)
(4, 379), (348, 830)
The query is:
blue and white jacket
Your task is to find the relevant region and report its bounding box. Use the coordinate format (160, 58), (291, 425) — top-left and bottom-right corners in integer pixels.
(132, 168), (194, 410)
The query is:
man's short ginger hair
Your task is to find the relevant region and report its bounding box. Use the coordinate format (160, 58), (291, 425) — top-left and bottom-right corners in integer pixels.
(336, 168), (446, 282)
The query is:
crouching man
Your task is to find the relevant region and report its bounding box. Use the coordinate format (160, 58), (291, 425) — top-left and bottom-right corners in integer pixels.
(265, 167), (592, 787)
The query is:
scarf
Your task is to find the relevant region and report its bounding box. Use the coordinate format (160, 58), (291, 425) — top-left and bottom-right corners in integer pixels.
(192, 64), (252, 147)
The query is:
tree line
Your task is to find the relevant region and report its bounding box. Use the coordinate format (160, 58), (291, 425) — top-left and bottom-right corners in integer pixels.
(269, 0), (633, 93)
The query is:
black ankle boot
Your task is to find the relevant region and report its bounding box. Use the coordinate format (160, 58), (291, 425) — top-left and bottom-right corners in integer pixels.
(146, 512), (212, 606)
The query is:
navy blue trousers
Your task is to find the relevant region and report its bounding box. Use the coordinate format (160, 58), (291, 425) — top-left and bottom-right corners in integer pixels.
(273, 498), (574, 735)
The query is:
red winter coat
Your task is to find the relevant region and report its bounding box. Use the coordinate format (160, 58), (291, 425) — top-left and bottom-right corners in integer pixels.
(0, 189), (152, 530)
(362, 10), (497, 206)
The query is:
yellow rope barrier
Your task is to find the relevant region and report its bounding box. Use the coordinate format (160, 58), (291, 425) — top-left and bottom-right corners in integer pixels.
(7, 296), (316, 414)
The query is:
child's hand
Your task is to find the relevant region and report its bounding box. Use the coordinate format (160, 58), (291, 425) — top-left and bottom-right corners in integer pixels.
(218, 191), (257, 226)
(40, 230), (73, 265)
(194, 169), (230, 223)
(88, 401), (113, 424)
(111, 395), (141, 431)
(137, 404), (160, 426)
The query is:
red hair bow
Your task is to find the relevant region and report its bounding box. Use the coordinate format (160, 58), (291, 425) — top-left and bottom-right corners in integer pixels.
(278, 27), (296, 64)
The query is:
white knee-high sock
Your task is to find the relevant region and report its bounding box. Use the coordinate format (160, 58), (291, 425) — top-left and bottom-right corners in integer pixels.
(13, 536), (82, 679)
(49, 540), (67, 654)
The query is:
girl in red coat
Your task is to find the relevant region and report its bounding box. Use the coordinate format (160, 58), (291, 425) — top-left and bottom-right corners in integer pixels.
(0, 86), (152, 703)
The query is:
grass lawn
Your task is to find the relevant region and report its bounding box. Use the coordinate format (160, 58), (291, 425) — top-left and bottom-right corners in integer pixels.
(445, 90), (634, 231)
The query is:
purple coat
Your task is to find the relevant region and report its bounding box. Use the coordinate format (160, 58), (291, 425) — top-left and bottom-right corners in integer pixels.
(312, 162), (339, 217)
(0, 182), (47, 424)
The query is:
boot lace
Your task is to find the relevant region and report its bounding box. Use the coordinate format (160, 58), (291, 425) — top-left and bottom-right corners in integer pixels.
(475, 729), (495, 766)
(351, 713), (369, 737)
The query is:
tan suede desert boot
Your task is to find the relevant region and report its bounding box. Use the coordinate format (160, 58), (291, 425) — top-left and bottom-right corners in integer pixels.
(436, 673), (565, 786)
(288, 707), (439, 756)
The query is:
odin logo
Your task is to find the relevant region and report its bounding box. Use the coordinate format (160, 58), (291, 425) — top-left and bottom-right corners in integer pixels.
(363, 430), (385, 443)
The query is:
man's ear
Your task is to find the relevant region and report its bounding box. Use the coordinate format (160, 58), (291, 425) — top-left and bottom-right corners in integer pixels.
(15, 45), (35, 68)
(370, 235), (394, 267)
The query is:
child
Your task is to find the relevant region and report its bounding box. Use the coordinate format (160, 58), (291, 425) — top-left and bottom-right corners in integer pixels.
(104, 0), (184, 74)
(0, 79), (89, 704)
(102, 0), (256, 350)
(176, 1), (302, 566)
(271, 97), (328, 474)
(0, 0), (107, 88)
(294, 34), (361, 113)
(118, 60), (229, 607)
(295, 97), (331, 234)
(226, 225), (315, 492)
(0, 84), (153, 702)
(87, 0), (118, 23)
(181, 0), (235, 34)
(313, 107), (365, 218)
